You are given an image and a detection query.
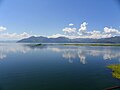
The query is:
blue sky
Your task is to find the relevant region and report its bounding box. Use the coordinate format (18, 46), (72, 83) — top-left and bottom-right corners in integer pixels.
(0, 0), (120, 40)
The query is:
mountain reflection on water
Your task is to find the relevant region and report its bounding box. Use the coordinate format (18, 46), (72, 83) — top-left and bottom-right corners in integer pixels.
(0, 43), (120, 64)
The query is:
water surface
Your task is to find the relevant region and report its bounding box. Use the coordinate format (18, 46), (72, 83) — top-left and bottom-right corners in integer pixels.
(0, 43), (120, 90)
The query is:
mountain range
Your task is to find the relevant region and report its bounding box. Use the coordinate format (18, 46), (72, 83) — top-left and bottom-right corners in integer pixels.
(17, 36), (120, 43)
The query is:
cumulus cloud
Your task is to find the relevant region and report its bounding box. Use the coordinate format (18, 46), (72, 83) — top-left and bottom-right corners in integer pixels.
(0, 26), (7, 32)
(79, 22), (88, 32)
(63, 27), (77, 34)
(62, 23), (77, 34)
(48, 34), (66, 38)
(0, 32), (31, 40)
(20, 32), (30, 38)
(104, 27), (120, 34)
(77, 22), (89, 36)
(69, 23), (74, 26)
(61, 22), (120, 39)
(1, 22), (120, 40)
(0, 25), (31, 40)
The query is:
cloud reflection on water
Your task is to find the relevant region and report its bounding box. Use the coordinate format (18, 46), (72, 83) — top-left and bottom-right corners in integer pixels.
(0, 44), (120, 64)
(0, 43), (33, 59)
(48, 46), (120, 64)
(0, 43), (48, 60)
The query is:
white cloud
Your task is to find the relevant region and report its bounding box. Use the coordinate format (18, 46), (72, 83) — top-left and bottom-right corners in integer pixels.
(79, 22), (88, 32)
(104, 27), (120, 34)
(48, 34), (80, 39)
(48, 34), (66, 38)
(0, 26), (7, 32)
(0, 25), (31, 40)
(63, 27), (77, 34)
(61, 22), (120, 39)
(90, 30), (101, 35)
(0, 32), (31, 40)
(1, 22), (120, 40)
(69, 23), (74, 26)
(20, 32), (30, 38)
(84, 30), (112, 39)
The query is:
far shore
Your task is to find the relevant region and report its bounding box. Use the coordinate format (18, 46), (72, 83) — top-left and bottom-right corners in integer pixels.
(62, 43), (120, 46)
(32, 43), (120, 46)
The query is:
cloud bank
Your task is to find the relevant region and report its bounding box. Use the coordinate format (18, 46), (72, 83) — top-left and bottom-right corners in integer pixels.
(0, 26), (31, 40)
(50, 22), (120, 39)
(0, 32), (31, 40)
(0, 22), (120, 40)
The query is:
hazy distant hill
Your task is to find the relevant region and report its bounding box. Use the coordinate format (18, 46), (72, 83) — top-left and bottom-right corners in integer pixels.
(0, 41), (17, 43)
(17, 36), (120, 43)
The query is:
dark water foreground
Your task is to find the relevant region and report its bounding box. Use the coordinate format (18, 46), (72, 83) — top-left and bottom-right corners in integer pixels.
(0, 43), (119, 90)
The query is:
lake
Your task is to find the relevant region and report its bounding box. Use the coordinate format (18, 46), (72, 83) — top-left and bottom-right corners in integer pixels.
(0, 43), (120, 90)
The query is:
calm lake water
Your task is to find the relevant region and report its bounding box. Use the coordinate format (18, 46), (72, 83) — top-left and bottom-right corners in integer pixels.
(0, 43), (120, 90)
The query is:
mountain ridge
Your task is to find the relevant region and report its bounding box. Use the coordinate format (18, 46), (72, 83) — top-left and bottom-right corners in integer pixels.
(17, 36), (120, 43)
